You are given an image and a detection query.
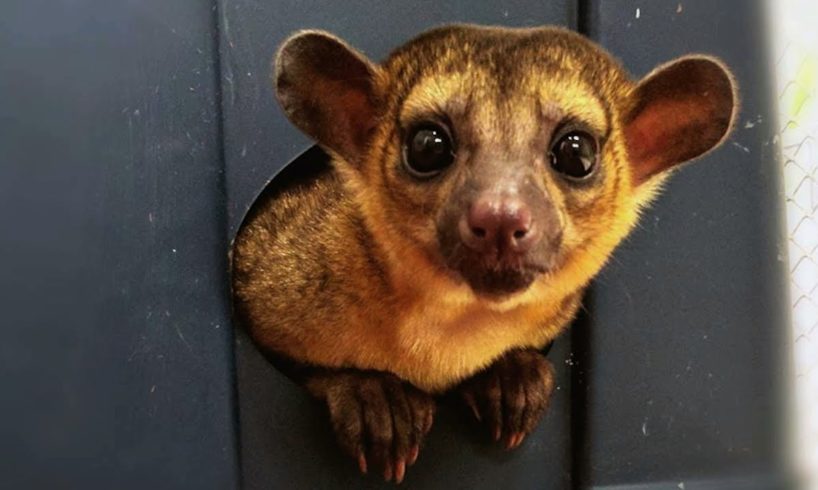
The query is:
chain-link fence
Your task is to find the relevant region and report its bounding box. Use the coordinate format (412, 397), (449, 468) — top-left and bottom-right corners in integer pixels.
(773, 0), (818, 485)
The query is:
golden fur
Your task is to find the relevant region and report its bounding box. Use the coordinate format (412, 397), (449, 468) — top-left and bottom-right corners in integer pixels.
(232, 24), (737, 393)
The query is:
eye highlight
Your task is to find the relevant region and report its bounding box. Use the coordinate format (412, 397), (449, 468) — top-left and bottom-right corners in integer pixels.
(402, 123), (455, 177)
(549, 130), (598, 180)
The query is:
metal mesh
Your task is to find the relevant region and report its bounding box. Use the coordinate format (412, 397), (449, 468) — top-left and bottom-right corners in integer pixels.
(773, 0), (818, 485)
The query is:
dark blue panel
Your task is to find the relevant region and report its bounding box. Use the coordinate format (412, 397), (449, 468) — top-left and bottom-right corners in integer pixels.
(0, 1), (238, 488)
(577, 0), (790, 488)
(219, 1), (577, 488)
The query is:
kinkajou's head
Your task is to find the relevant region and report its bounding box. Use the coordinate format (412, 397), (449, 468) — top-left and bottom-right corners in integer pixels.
(274, 25), (737, 298)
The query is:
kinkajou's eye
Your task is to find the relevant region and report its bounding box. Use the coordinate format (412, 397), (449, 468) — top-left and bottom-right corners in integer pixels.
(403, 124), (455, 177)
(549, 130), (598, 180)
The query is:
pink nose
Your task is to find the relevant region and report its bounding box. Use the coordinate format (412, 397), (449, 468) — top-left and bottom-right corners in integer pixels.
(459, 195), (540, 254)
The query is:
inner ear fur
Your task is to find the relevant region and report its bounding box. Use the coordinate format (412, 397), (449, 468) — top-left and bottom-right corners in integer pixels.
(624, 55), (738, 185)
(274, 30), (379, 162)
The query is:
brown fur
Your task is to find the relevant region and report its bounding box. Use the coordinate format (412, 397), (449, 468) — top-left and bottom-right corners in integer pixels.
(234, 24), (736, 392)
(232, 24), (737, 480)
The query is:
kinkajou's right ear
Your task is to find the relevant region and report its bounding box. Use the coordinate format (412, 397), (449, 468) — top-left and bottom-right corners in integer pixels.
(274, 30), (381, 164)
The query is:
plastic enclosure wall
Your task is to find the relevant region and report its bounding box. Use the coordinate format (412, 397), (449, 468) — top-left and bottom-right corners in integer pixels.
(0, 0), (788, 489)
(1, 2), (238, 488)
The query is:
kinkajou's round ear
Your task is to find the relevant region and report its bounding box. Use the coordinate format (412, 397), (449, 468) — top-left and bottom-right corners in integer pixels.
(274, 30), (380, 163)
(623, 55), (739, 185)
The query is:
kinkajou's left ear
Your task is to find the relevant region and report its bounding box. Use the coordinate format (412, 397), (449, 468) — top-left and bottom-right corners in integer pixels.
(623, 56), (739, 185)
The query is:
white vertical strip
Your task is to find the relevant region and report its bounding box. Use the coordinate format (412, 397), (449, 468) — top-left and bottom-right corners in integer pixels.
(770, 0), (818, 487)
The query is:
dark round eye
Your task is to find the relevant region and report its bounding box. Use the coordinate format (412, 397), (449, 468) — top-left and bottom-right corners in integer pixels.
(403, 124), (455, 177)
(549, 131), (598, 179)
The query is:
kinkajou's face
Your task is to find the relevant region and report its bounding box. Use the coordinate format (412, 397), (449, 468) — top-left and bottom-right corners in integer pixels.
(372, 61), (617, 296)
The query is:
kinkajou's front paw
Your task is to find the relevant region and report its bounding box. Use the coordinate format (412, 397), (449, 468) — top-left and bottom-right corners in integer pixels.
(456, 348), (555, 449)
(307, 369), (436, 483)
